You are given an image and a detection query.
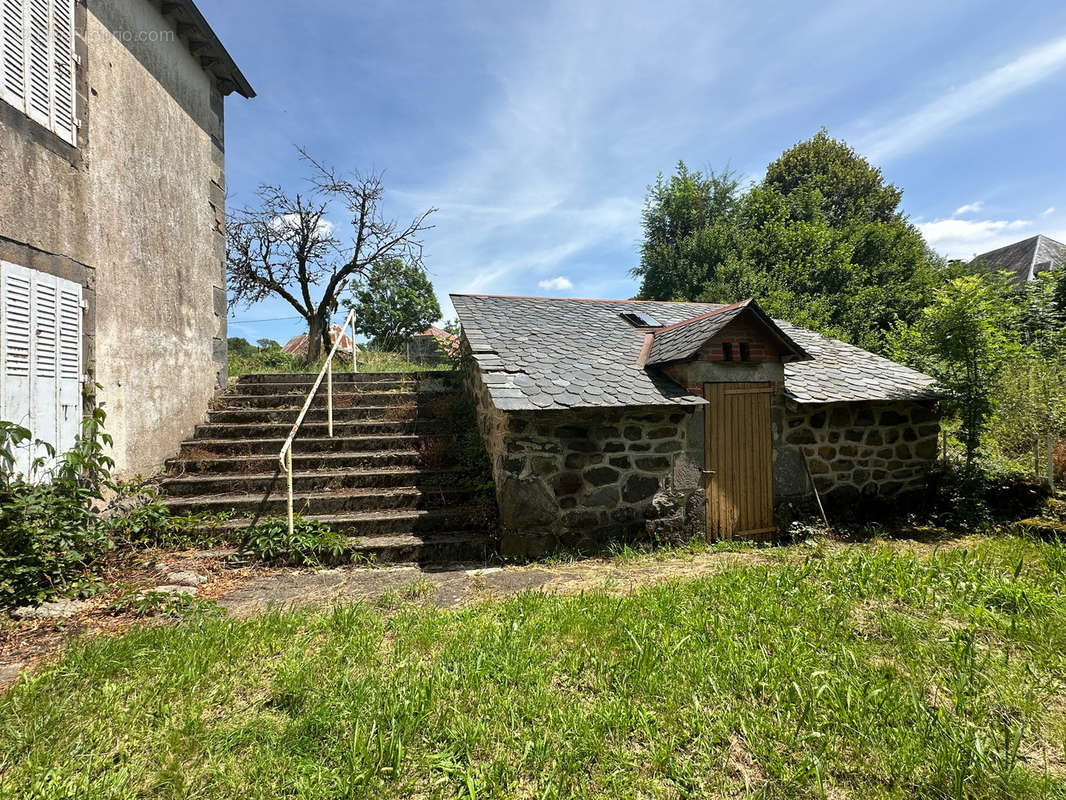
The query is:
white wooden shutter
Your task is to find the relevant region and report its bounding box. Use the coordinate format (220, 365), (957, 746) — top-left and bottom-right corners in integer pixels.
(2, 262), (34, 476)
(50, 0), (72, 143)
(0, 0), (26, 112)
(25, 0), (50, 128)
(1, 262), (83, 480)
(32, 273), (59, 470)
(57, 280), (81, 454)
(0, 0), (75, 145)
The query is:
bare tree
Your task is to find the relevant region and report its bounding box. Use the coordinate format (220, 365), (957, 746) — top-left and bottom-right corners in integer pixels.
(227, 150), (435, 362)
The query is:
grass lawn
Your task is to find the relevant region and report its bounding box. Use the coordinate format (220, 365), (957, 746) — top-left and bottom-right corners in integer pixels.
(2, 535), (1066, 798)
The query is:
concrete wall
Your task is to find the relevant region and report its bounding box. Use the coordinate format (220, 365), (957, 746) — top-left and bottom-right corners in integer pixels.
(0, 0), (229, 476)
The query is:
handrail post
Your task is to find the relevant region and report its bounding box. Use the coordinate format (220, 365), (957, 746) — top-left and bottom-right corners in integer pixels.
(356, 311), (364, 377)
(327, 361), (333, 438)
(286, 448), (293, 537)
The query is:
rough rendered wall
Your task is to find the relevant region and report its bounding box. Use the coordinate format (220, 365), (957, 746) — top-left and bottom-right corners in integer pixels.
(84, 0), (228, 476)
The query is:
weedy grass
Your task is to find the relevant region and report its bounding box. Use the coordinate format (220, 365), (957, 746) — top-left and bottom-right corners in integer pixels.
(3, 535), (1066, 798)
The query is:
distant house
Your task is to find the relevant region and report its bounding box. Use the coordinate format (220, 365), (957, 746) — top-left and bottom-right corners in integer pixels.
(0, 0), (253, 477)
(972, 235), (1064, 285)
(282, 326), (356, 359)
(453, 294), (942, 555)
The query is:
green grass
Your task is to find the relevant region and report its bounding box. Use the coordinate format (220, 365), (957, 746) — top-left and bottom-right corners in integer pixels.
(227, 348), (452, 378)
(3, 535), (1066, 798)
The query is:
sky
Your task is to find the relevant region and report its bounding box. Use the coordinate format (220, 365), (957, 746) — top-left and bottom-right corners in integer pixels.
(197, 0), (1066, 346)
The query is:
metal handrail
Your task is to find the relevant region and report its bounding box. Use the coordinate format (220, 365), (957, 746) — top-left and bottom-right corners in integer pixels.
(278, 308), (359, 535)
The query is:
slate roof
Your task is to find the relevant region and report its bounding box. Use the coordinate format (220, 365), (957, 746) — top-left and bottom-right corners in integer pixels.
(972, 234), (1064, 284)
(643, 299), (809, 365)
(451, 294), (939, 411)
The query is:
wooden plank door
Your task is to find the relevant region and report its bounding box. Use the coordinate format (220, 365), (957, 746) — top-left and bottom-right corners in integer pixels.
(704, 382), (775, 540)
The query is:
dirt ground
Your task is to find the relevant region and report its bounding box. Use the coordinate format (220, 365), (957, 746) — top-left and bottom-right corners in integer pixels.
(0, 545), (782, 691)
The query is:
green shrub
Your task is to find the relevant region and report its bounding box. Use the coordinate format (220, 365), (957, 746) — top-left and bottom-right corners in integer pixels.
(244, 516), (346, 566)
(0, 410), (116, 606)
(105, 490), (235, 550)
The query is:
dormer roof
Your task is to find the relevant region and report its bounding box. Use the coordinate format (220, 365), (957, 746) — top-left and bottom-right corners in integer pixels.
(641, 299), (810, 366)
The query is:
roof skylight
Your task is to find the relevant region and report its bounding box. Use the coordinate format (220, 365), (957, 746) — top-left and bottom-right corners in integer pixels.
(619, 311), (663, 328)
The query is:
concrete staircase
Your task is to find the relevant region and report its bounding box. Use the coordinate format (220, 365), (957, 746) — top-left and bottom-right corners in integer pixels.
(159, 371), (496, 564)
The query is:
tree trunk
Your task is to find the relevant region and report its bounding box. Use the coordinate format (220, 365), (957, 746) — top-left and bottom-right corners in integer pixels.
(306, 311), (329, 364)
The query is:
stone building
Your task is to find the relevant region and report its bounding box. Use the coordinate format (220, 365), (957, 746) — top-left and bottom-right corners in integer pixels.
(0, 0), (253, 477)
(452, 294), (941, 555)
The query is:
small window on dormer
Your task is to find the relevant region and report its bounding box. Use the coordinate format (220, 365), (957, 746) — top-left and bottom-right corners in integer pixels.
(722, 343), (733, 361)
(739, 343), (750, 361)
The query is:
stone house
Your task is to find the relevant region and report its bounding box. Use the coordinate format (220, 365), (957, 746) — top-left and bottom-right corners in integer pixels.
(452, 294), (941, 555)
(0, 0), (253, 476)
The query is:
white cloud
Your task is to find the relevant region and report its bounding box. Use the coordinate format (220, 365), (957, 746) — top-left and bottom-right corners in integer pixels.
(269, 213), (334, 237)
(1043, 206), (1056, 217)
(954, 201), (983, 216)
(859, 34), (1066, 161)
(537, 276), (574, 291)
(917, 218), (1031, 260)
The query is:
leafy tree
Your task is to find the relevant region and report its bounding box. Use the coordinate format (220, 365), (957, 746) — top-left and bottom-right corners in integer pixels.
(256, 338), (281, 351)
(227, 337), (256, 358)
(227, 148), (435, 362)
(763, 129), (902, 226)
(1052, 267), (1066, 321)
(888, 275), (1017, 473)
(631, 162), (742, 301)
(635, 133), (940, 352)
(345, 258), (441, 350)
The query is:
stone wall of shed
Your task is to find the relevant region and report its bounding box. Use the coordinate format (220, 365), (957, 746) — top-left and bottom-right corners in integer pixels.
(465, 365), (696, 555)
(777, 401), (940, 503)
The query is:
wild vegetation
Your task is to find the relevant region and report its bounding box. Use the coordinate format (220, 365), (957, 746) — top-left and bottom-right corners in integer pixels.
(3, 534), (1066, 798)
(225, 337), (452, 377)
(635, 130), (1066, 493)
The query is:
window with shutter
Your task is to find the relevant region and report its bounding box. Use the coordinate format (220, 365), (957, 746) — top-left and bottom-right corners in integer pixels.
(1, 0), (25, 110)
(1, 262), (83, 480)
(0, 0), (76, 145)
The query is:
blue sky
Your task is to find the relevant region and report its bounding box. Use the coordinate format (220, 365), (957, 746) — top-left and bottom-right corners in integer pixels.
(198, 0), (1066, 346)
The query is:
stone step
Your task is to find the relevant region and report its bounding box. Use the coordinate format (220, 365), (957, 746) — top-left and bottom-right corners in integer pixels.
(192, 420), (448, 440)
(347, 532), (490, 564)
(162, 485), (485, 517)
(203, 506), (491, 538)
(217, 392), (418, 409)
(235, 371), (452, 385)
(231, 380), (416, 396)
(159, 466), (470, 497)
(166, 449), (428, 475)
(178, 434), (430, 457)
(206, 406), (421, 424)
